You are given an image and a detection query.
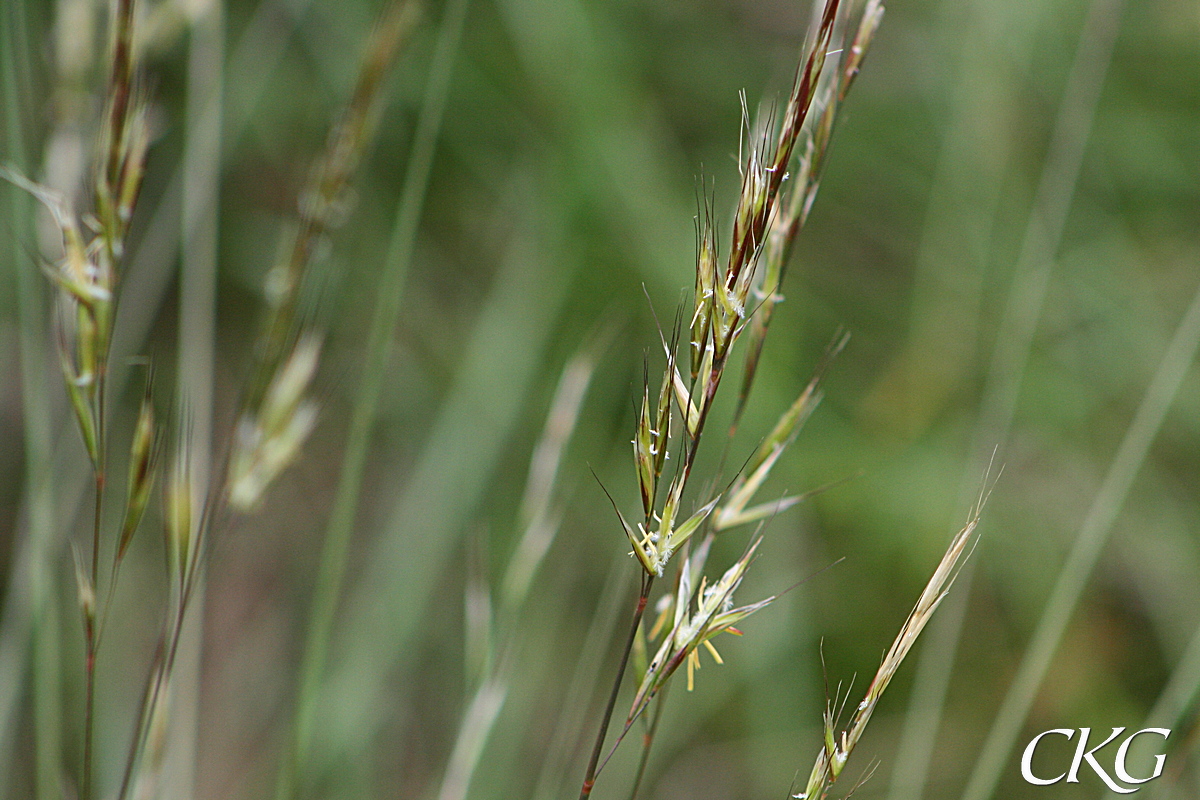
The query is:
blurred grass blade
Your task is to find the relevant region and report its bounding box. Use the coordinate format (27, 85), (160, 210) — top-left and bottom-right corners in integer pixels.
(1095, 621), (1200, 799)
(494, 0), (691, 298)
(2, 1), (63, 797)
(162, 0), (225, 793)
(860, 0), (1032, 434)
(961, 279), (1200, 800)
(435, 679), (508, 800)
(501, 344), (599, 613)
(276, 1), (469, 795)
(1143, 624), (1200, 736)
(315, 197), (575, 788)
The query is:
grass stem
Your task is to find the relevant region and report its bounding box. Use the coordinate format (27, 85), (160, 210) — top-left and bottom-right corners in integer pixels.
(83, 466), (103, 800)
(531, 557), (631, 800)
(4, 2), (63, 796)
(961, 278), (1200, 800)
(162, 0), (226, 793)
(580, 573), (654, 799)
(627, 679), (669, 800)
(275, 1), (468, 795)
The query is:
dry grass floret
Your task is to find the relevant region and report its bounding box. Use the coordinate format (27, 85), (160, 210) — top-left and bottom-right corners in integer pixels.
(793, 503), (984, 800)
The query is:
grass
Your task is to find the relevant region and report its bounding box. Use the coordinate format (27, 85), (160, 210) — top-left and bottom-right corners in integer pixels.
(1, 0), (1199, 799)
(276, 0), (456, 793)
(3, 4), (62, 799)
(961, 276), (1200, 800)
(886, 0), (1128, 795)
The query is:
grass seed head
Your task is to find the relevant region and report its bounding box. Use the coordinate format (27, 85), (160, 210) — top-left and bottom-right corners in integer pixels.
(797, 501), (982, 800)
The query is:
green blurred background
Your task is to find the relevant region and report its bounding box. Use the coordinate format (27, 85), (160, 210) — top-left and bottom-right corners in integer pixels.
(2, 0), (1199, 798)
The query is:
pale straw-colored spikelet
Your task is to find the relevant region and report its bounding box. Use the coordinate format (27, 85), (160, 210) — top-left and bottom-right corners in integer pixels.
(228, 335), (322, 512)
(792, 501), (984, 800)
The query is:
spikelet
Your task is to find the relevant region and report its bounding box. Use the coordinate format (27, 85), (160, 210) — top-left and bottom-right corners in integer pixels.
(228, 336), (322, 511)
(115, 373), (156, 563)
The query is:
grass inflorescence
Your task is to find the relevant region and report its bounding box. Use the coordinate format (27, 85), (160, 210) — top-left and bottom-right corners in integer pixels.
(572, 1), (990, 797)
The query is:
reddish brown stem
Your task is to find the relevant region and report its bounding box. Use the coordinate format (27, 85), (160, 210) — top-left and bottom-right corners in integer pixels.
(82, 465), (104, 800)
(579, 573), (654, 799)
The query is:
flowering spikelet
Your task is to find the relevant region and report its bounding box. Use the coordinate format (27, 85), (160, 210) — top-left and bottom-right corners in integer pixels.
(716, 332), (848, 531)
(628, 538), (775, 721)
